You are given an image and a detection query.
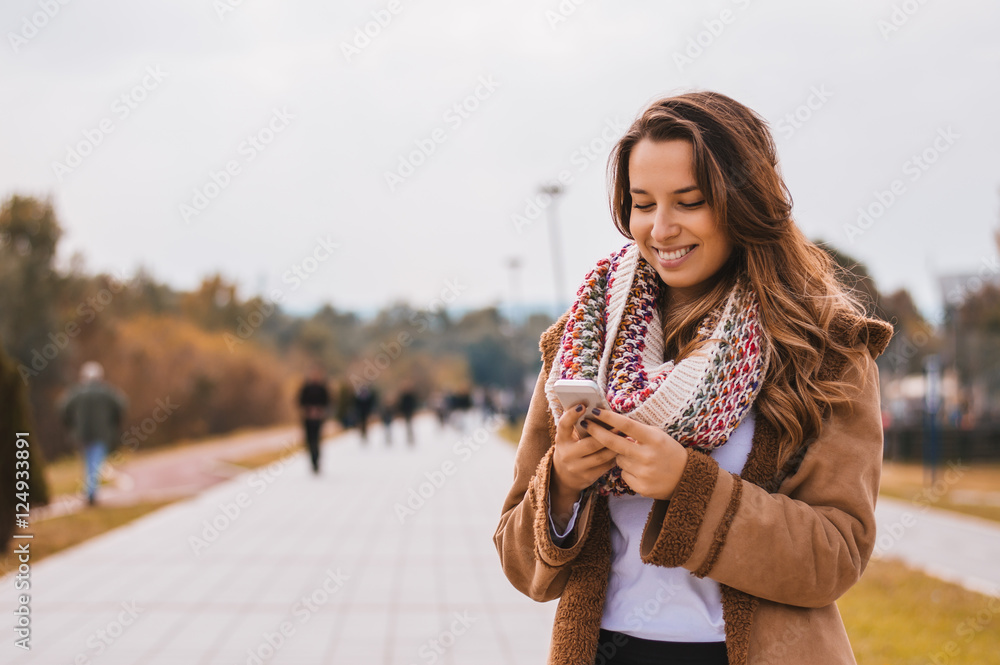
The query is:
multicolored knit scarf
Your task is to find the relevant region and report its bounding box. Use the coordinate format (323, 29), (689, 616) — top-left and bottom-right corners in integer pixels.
(544, 242), (769, 497)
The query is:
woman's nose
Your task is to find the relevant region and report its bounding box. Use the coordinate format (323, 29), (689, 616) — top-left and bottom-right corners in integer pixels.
(651, 211), (680, 242)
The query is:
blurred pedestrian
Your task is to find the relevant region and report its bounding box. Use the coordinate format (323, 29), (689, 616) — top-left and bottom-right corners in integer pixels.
(380, 397), (395, 445)
(335, 380), (357, 430)
(297, 364), (329, 474)
(398, 383), (418, 445)
(450, 389), (472, 432)
(59, 361), (127, 506)
(429, 390), (449, 429)
(355, 384), (377, 442)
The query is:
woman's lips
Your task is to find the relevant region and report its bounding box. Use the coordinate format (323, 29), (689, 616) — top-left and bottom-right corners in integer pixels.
(655, 244), (696, 267)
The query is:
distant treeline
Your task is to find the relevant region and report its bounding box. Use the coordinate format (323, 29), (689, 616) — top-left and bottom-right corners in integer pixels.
(0, 195), (552, 460)
(4, 193), (997, 461)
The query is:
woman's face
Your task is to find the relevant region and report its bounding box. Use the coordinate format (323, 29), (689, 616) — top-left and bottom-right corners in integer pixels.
(628, 138), (733, 300)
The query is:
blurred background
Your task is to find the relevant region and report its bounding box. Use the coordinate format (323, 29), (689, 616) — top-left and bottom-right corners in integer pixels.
(2, 1), (999, 663)
(2, 0), (998, 467)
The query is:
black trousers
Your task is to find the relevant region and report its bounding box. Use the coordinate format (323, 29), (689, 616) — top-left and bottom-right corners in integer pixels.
(303, 419), (322, 472)
(594, 629), (728, 665)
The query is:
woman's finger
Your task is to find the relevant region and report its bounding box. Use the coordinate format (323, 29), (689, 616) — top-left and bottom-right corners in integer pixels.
(580, 418), (634, 456)
(556, 404), (587, 443)
(588, 408), (664, 445)
(581, 445), (618, 466)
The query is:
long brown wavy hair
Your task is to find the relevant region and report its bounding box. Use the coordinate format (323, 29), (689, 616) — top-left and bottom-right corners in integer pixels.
(608, 91), (874, 467)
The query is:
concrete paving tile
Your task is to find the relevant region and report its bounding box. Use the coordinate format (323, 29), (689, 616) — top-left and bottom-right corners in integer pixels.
(0, 417), (560, 664)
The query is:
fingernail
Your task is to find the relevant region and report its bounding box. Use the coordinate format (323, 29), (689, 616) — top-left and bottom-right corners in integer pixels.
(575, 404), (584, 412)
(580, 420), (589, 429)
(591, 408), (601, 416)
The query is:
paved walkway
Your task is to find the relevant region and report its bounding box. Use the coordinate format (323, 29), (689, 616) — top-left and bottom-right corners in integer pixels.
(5, 414), (1000, 663)
(2, 414), (557, 664)
(873, 496), (1000, 597)
(36, 425), (310, 520)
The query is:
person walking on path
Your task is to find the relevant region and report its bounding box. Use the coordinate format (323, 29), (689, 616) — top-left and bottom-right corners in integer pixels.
(59, 361), (127, 506)
(297, 364), (330, 474)
(355, 384), (377, 443)
(398, 382), (418, 446)
(379, 395), (395, 446)
(494, 91), (894, 665)
(335, 380), (357, 431)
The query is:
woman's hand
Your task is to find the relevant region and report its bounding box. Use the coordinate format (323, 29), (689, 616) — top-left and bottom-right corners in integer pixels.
(581, 408), (688, 501)
(549, 404), (618, 530)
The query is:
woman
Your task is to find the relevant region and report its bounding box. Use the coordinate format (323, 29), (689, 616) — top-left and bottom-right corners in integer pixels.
(494, 91), (893, 665)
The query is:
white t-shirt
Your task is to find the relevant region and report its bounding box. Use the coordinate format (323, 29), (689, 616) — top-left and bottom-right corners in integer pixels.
(550, 409), (755, 642)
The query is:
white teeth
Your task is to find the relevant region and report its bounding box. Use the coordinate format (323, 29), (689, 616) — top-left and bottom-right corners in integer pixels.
(657, 246), (693, 261)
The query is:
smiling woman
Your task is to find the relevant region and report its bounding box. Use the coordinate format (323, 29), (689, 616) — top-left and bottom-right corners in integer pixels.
(494, 91), (895, 665)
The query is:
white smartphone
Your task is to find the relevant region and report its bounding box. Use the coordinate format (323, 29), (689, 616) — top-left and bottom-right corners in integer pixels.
(553, 378), (605, 411)
(553, 379), (621, 438)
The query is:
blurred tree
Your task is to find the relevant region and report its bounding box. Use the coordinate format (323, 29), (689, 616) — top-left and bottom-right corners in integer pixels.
(875, 288), (941, 376)
(0, 338), (50, 553)
(179, 274), (242, 330)
(818, 241), (881, 313)
(0, 195), (64, 364)
(0, 195), (72, 458)
(467, 335), (524, 388)
(952, 284), (1000, 418)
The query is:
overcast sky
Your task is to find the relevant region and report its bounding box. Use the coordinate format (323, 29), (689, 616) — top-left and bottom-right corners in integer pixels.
(2, 0), (997, 321)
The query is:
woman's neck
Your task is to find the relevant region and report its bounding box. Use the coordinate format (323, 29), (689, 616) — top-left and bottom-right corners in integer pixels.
(663, 280), (715, 311)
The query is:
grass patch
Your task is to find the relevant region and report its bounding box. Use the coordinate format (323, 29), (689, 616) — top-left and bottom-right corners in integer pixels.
(44, 453), (87, 497)
(0, 501), (171, 577)
(228, 446), (300, 469)
(842, 558), (1000, 664)
(498, 417), (524, 446)
(880, 460), (1000, 524)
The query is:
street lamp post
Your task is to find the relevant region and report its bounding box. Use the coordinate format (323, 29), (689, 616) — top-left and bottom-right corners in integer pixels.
(505, 257), (522, 328)
(540, 183), (567, 319)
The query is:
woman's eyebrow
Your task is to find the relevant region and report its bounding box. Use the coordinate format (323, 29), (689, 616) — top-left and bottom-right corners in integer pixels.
(630, 185), (700, 195)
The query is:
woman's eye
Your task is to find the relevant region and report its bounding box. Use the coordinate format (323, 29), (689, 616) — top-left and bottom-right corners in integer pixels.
(680, 200), (706, 209)
(633, 202), (654, 211)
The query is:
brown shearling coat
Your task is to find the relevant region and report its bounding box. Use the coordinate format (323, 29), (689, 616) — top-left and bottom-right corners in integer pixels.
(494, 310), (894, 665)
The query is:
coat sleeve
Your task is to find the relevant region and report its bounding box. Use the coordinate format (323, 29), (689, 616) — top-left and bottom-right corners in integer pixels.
(493, 365), (599, 602)
(638, 344), (886, 608)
